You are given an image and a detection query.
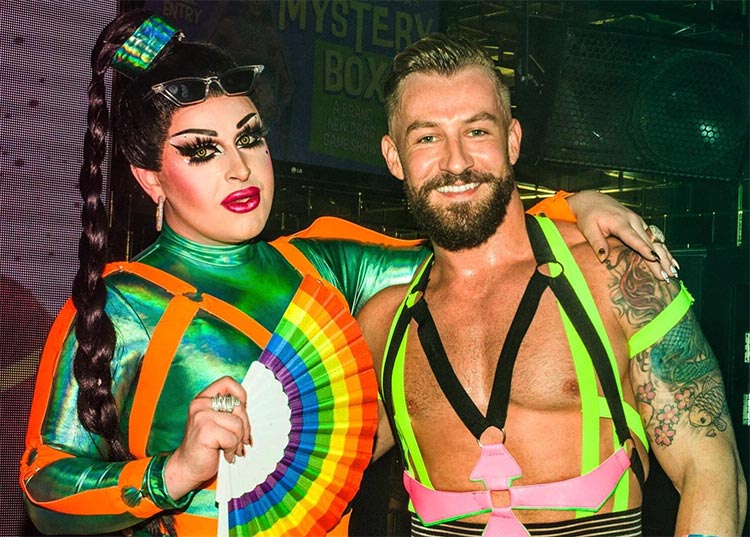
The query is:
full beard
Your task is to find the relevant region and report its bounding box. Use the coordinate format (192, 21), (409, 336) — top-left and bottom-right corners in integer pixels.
(404, 167), (515, 251)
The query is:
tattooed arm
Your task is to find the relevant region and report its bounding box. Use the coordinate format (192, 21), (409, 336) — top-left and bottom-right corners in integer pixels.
(606, 246), (746, 536)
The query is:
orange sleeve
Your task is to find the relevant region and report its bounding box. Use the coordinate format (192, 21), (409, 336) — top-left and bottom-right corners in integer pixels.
(287, 216), (424, 246)
(527, 190), (576, 222)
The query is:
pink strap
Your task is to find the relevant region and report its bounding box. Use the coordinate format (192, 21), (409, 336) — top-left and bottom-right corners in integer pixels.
(485, 508), (529, 536)
(404, 447), (630, 535)
(470, 442), (521, 490)
(510, 448), (630, 508)
(402, 480), (490, 523)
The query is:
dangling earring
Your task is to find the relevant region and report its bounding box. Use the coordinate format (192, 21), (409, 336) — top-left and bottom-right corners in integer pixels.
(155, 196), (165, 232)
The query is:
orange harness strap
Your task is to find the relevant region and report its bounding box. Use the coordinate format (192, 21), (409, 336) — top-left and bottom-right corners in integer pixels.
(129, 295), (201, 457)
(26, 300), (78, 446)
(270, 216), (425, 312)
(104, 262), (272, 457)
(269, 234), (347, 306)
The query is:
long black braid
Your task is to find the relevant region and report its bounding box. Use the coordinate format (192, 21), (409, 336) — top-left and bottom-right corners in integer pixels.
(71, 10), (184, 536)
(72, 8), (241, 535)
(72, 10), (135, 463)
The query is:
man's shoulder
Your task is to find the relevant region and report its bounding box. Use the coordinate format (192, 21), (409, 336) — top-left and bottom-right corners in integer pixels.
(543, 219), (600, 268)
(357, 283), (410, 366)
(358, 283), (410, 322)
(552, 219), (597, 251)
(357, 283), (410, 341)
(551, 220), (630, 268)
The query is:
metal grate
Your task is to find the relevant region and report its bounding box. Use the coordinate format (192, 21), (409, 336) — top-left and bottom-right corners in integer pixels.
(541, 26), (748, 181)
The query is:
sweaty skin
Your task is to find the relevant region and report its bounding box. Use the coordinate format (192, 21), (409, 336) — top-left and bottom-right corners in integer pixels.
(361, 64), (745, 535)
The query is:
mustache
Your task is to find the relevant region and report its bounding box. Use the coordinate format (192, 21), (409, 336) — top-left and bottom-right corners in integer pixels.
(420, 170), (499, 192)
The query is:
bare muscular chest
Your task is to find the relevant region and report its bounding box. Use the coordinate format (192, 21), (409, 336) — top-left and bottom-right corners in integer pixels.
(403, 288), (582, 422)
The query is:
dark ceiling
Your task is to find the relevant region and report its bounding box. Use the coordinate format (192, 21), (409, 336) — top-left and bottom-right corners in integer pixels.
(444, 0), (748, 46)
(434, 1), (749, 247)
(111, 1), (749, 254)
(265, 1), (749, 248)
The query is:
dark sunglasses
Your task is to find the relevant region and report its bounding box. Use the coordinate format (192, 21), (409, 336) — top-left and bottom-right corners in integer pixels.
(143, 65), (264, 106)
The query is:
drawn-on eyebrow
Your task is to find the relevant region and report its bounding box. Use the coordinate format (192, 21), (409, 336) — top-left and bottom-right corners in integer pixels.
(170, 128), (217, 138)
(236, 112), (257, 129)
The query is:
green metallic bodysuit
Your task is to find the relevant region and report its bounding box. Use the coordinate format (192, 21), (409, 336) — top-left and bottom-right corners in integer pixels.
(21, 218), (428, 536)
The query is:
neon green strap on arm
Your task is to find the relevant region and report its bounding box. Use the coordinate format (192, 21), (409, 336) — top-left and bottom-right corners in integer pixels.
(628, 284), (694, 358)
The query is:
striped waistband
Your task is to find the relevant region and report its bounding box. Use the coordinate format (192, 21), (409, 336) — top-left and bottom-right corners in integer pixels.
(411, 508), (642, 537)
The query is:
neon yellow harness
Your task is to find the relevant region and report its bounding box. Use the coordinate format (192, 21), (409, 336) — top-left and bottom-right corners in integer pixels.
(379, 216), (693, 526)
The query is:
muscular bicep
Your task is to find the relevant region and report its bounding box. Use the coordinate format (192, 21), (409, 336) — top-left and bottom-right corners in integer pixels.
(631, 310), (746, 532)
(630, 309), (737, 491)
(606, 246), (737, 481)
(609, 246), (746, 531)
(605, 247), (731, 443)
(373, 400), (396, 461)
(631, 310), (731, 447)
(358, 289), (403, 462)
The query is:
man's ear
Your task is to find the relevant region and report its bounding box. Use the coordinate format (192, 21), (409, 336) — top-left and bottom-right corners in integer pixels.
(381, 135), (405, 180)
(130, 165), (164, 203)
(507, 118), (522, 165)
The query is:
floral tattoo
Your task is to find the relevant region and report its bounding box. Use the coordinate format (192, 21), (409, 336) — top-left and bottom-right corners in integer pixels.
(606, 248), (729, 447)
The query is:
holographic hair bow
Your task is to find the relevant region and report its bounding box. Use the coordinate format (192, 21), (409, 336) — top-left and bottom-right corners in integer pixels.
(110, 15), (183, 78)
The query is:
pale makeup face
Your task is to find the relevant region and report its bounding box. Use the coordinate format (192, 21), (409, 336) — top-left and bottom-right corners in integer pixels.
(382, 67), (521, 207)
(138, 95), (274, 246)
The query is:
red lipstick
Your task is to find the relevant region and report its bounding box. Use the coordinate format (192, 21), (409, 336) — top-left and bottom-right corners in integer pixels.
(221, 186), (260, 213)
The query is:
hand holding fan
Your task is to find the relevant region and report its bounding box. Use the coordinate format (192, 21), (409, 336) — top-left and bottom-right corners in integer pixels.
(217, 276), (378, 536)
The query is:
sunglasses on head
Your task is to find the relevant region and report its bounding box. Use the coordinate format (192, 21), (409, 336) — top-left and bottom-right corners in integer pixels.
(143, 65), (264, 106)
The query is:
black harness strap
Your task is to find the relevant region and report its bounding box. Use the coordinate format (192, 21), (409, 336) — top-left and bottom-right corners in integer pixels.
(381, 216), (644, 486)
(380, 259), (432, 467)
(525, 216), (645, 485)
(410, 267), (549, 439)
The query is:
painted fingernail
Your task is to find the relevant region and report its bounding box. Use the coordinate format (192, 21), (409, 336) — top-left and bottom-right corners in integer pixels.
(670, 266), (679, 278)
(660, 269), (670, 283)
(673, 259), (681, 270)
(651, 250), (661, 262)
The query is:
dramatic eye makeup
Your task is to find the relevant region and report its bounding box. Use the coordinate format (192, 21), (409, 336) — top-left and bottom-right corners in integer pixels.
(236, 123), (269, 149)
(171, 137), (222, 164)
(167, 113), (269, 165)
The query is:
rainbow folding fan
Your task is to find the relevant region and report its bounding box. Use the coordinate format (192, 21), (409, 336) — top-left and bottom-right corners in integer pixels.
(216, 275), (379, 536)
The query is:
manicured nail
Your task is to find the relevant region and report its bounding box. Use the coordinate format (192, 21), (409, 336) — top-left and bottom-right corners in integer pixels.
(670, 266), (679, 278)
(651, 250), (661, 262)
(673, 259), (681, 270)
(660, 269), (670, 283)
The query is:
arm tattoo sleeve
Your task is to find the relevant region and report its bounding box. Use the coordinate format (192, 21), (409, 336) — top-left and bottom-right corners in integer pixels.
(605, 248), (730, 447)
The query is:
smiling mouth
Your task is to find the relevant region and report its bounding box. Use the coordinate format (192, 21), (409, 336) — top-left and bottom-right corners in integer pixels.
(436, 182), (480, 194)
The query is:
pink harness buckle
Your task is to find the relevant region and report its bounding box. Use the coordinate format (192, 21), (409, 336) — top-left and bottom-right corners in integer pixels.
(404, 446), (631, 537)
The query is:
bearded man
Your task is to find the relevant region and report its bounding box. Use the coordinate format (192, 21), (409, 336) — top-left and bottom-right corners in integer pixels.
(357, 33), (745, 537)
